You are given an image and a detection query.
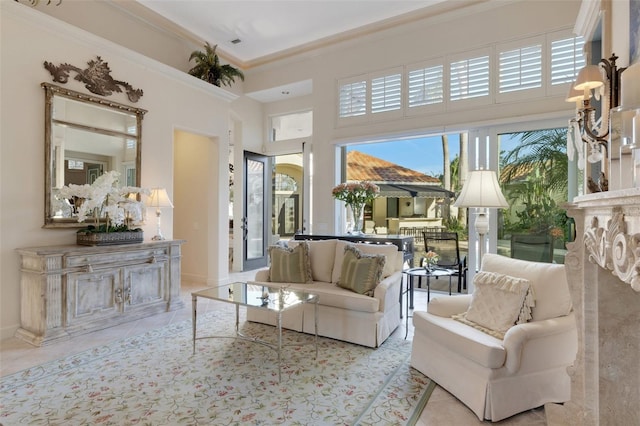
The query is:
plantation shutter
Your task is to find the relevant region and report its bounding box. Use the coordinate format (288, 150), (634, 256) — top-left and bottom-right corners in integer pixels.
(339, 79), (367, 118)
(499, 45), (542, 93)
(450, 55), (490, 101)
(371, 73), (402, 113)
(408, 65), (444, 107)
(550, 36), (585, 85)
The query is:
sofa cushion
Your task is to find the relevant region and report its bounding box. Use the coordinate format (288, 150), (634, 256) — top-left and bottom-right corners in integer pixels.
(332, 241), (398, 283)
(288, 239), (337, 282)
(268, 242), (313, 284)
(413, 311), (506, 369)
(481, 253), (571, 321)
(337, 245), (385, 296)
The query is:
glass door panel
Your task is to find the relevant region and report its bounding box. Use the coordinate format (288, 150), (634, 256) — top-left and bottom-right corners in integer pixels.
(243, 152), (268, 270)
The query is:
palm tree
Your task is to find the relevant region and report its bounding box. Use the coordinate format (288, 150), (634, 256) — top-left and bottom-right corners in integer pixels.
(500, 128), (569, 236)
(500, 128), (568, 193)
(188, 42), (245, 87)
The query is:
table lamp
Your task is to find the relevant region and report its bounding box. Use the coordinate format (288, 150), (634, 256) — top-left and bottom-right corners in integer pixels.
(147, 188), (173, 241)
(453, 169), (508, 261)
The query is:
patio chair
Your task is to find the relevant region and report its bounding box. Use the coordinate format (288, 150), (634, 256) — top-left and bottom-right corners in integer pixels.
(422, 230), (466, 293)
(510, 233), (554, 263)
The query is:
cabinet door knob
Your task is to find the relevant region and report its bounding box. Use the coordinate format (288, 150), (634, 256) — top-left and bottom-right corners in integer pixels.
(84, 264), (93, 273)
(114, 288), (123, 304)
(149, 256), (157, 264)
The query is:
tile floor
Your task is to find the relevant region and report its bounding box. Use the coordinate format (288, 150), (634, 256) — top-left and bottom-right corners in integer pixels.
(0, 270), (547, 425)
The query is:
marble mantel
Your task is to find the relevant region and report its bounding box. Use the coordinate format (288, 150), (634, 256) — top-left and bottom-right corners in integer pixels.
(547, 188), (640, 425)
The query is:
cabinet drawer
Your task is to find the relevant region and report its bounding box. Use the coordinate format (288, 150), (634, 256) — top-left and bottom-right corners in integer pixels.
(65, 248), (169, 268)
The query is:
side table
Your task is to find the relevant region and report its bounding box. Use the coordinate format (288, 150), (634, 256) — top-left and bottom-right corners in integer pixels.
(401, 267), (454, 338)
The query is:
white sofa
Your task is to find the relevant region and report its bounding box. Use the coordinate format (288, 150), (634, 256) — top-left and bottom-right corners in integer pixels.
(410, 253), (578, 422)
(248, 239), (403, 348)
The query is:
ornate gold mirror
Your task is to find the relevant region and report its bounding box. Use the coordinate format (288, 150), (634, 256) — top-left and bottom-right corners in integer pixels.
(43, 83), (147, 228)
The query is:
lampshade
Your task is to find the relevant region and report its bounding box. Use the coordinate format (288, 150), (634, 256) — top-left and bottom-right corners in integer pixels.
(146, 188), (173, 208)
(453, 169), (508, 208)
(573, 64), (604, 91)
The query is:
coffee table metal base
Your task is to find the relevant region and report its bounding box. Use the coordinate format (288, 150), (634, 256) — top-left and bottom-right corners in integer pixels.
(192, 287), (318, 382)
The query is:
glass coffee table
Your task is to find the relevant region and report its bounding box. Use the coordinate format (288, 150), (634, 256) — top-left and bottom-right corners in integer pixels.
(192, 282), (319, 381)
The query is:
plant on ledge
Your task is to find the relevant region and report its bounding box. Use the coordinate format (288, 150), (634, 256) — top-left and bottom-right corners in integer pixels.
(188, 42), (245, 87)
(58, 170), (148, 233)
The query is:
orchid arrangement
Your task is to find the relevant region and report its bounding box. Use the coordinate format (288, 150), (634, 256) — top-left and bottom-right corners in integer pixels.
(58, 170), (149, 232)
(331, 181), (380, 206)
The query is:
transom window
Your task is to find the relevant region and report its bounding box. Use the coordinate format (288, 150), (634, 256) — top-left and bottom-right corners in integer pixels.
(337, 32), (585, 122)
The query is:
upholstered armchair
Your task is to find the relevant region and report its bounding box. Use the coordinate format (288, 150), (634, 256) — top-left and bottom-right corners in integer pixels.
(410, 253), (577, 422)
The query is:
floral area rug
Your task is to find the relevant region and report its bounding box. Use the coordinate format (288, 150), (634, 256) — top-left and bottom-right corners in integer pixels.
(0, 305), (434, 425)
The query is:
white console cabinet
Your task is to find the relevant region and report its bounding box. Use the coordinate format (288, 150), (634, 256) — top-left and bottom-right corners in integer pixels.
(15, 240), (185, 346)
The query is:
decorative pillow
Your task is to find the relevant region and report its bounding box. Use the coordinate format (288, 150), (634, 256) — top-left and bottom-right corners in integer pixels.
(268, 242), (313, 284)
(331, 241), (398, 283)
(337, 245), (386, 296)
(454, 271), (535, 338)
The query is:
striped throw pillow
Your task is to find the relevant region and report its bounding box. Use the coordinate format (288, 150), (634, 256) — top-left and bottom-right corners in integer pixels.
(268, 242), (313, 284)
(337, 245), (385, 296)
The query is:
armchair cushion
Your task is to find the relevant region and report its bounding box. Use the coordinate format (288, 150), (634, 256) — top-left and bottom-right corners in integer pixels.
(413, 311), (506, 368)
(481, 253), (572, 321)
(268, 242), (313, 284)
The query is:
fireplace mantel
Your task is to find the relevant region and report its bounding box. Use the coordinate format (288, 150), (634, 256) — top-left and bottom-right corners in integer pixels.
(547, 188), (640, 425)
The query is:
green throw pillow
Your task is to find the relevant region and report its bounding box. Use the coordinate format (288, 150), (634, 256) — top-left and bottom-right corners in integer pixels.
(338, 245), (386, 296)
(268, 242), (313, 284)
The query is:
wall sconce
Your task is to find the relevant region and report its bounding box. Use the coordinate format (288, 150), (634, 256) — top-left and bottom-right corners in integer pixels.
(567, 54), (626, 165)
(146, 188), (173, 241)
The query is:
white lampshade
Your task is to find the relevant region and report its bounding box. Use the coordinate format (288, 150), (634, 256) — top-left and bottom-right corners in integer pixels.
(453, 169), (508, 209)
(573, 64), (604, 91)
(147, 188), (173, 208)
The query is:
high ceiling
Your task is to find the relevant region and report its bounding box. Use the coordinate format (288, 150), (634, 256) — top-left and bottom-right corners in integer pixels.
(135, 0), (453, 67)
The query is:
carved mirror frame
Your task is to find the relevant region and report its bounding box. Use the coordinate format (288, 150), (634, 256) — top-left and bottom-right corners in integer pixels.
(43, 82), (147, 228)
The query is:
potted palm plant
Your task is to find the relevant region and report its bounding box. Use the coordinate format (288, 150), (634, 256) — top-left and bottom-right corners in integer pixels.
(188, 42), (245, 87)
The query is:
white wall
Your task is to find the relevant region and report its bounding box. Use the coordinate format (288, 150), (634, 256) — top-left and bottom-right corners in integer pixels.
(0, 2), (260, 339)
(174, 130), (219, 285)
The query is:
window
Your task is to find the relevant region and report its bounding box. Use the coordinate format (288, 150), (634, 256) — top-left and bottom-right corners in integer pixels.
(68, 160), (84, 170)
(550, 36), (585, 85)
(499, 45), (542, 93)
(450, 55), (490, 101)
(371, 72), (402, 113)
(335, 28), (581, 124)
(339, 80), (367, 118)
(270, 111), (313, 142)
(275, 173), (298, 191)
(408, 64), (444, 107)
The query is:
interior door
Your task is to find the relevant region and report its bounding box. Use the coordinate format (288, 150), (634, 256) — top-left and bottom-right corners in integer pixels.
(242, 152), (269, 270)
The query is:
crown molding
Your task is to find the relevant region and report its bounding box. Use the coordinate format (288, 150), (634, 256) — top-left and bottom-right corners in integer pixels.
(574, 0), (602, 42)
